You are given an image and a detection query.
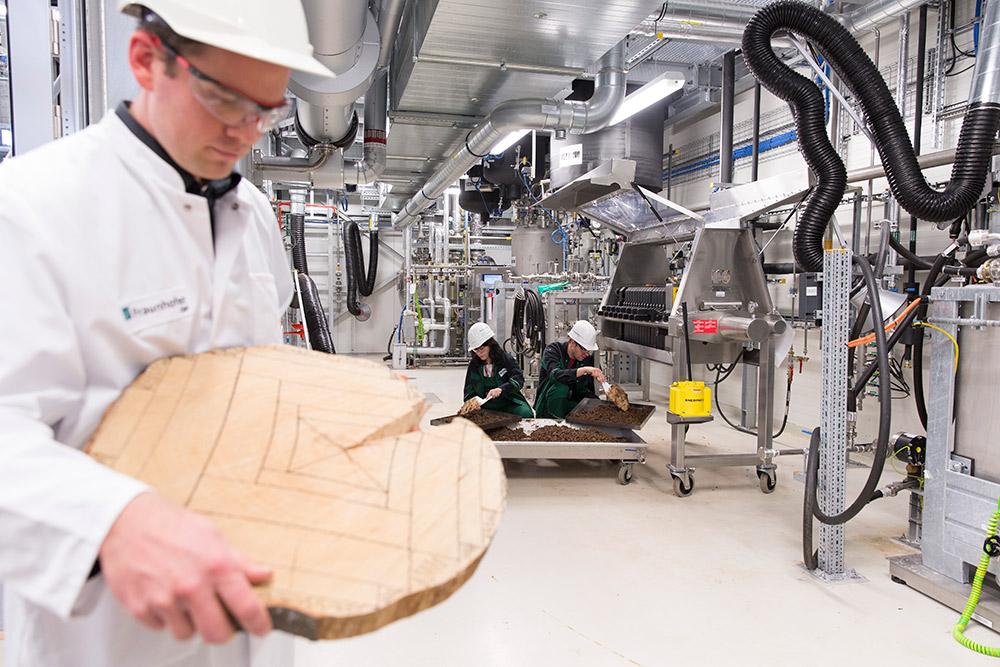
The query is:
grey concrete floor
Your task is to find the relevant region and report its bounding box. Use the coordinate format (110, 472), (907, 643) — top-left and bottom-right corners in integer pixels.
(4, 362), (997, 665)
(294, 363), (995, 665)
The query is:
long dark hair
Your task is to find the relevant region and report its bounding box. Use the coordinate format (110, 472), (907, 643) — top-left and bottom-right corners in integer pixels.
(473, 338), (504, 366)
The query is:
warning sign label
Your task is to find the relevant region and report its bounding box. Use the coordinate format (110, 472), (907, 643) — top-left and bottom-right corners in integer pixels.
(691, 319), (718, 334)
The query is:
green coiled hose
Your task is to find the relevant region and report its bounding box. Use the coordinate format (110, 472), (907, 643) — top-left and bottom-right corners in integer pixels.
(954, 494), (1000, 656)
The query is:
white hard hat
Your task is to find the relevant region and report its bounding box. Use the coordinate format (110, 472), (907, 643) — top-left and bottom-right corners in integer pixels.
(567, 320), (599, 352)
(120, 0), (335, 78)
(468, 322), (496, 351)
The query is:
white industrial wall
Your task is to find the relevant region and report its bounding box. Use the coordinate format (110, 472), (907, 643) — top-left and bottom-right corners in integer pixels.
(298, 214), (406, 355)
(652, 3), (979, 438)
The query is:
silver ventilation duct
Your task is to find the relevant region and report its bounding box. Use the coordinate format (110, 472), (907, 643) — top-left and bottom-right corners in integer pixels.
(289, 0), (379, 146)
(970, 0), (1000, 106)
(658, 0), (926, 36)
(392, 41), (626, 230)
(838, 0), (928, 34)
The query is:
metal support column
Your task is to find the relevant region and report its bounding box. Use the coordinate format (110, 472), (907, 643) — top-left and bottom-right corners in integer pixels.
(7, 0), (55, 153)
(751, 82), (761, 182)
(720, 50), (735, 185)
(741, 363), (758, 430)
(818, 249), (851, 578)
(56, 0), (88, 137)
(756, 338), (775, 463)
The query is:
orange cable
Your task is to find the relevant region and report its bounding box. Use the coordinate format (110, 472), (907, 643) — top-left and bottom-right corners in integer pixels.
(847, 297), (922, 348)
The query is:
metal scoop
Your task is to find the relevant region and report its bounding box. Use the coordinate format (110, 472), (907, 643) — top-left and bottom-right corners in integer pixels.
(601, 381), (630, 412)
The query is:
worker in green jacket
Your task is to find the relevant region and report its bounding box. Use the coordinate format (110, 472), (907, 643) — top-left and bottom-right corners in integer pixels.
(534, 320), (605, 419)
(464, 323), (534, 418)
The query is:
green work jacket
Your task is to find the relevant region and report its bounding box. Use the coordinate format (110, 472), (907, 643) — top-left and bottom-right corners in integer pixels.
(463, 351), (534, 418)
(533, 341), (598, 419)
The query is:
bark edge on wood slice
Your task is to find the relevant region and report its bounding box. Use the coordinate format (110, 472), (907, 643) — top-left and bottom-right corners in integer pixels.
(85, 345), (507, 640)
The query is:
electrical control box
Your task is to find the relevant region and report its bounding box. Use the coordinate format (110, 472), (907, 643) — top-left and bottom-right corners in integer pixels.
(798, 272), (822, 322)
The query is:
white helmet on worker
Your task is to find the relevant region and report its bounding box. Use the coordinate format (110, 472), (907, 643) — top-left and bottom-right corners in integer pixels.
(119, 0), (335, 78)
(568, 320), (599, 352)
(467, 322), (496, 351)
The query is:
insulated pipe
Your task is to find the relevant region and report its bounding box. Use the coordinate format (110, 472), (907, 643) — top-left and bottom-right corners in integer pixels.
(743, 0), (1000, 272)
(413, 297), (452, 355)
(290, 1), (379, 146)
(253, 145), (334, 174)
(393, 42), (626, 230)
(838, 0), (928, 34)
(658, 0), (927, 35)
(375, 0), (405, 71)
(971, 0), (1000, 105)
(345, 70), (388, 186)
(661, 0), (760, 26)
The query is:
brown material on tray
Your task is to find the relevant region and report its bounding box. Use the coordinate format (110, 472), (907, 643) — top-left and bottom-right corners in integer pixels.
(489, 425), (627, 443)
(435, 410), (516, 429)
(573, 402), (654, 426)
(606, 383), (630, 411)
(458, 396), (482, 415)
(85, 345), (506, 640)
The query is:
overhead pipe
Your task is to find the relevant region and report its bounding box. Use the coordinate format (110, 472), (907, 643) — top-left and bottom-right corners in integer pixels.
(656, 0), (926, 35)
(837, 0), (928, 34)
(393, 41), (626, 229)
(412, 54), (587, 77)
(288, 0), (379, 147)
(375, 0), (405, 72)
(345, 70), (388, 186)
(254, 71), (387, 187)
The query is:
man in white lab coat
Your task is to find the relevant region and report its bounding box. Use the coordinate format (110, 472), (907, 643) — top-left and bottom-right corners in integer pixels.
(0, 1), (333, 665)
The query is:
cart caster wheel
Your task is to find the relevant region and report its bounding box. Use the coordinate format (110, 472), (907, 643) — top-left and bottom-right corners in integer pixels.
(617, 465), (633, 485)
(758, 471), (776, 494)
(673, 475), (694, 497)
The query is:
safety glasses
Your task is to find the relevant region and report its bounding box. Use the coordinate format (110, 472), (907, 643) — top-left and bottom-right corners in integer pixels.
(150, 35), (291, 133)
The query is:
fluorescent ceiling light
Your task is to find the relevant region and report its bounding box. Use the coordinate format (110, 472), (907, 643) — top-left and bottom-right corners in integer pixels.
(610, 74), (685, 126)
(489, 129), (530, 155)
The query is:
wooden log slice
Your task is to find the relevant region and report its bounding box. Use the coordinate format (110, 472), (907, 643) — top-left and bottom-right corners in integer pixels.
(85, 345), (507, 640)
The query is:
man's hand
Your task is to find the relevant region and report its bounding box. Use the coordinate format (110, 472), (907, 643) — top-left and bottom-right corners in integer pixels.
(98, 492), (273, 643)
(486, 388), (502, 400)
(578, 366), (606, 384)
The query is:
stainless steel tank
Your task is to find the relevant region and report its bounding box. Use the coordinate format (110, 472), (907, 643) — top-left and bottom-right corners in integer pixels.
(511, 225), (563, 276)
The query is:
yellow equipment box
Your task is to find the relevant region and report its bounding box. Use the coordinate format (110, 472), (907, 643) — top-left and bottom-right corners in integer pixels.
(669, 381), (712, 417)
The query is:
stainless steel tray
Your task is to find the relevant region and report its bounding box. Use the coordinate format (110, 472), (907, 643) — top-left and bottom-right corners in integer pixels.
(564, 397), (655, 431)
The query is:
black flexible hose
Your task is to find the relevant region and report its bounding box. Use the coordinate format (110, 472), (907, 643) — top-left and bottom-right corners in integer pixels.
(290, 213), (308, 274)
(743, 1), (1000, 272)
(712, 350), (790, 439)
(361, 225), (379, 296)
(297, 272), (335, 354)
(888, 235), (934, 269)
(911, 252), (955, 427)
(342, 221), (378, 317)
(809, 255), (890, 525)
(852, 252), (954, 399)
(803, 426), (820, 570)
